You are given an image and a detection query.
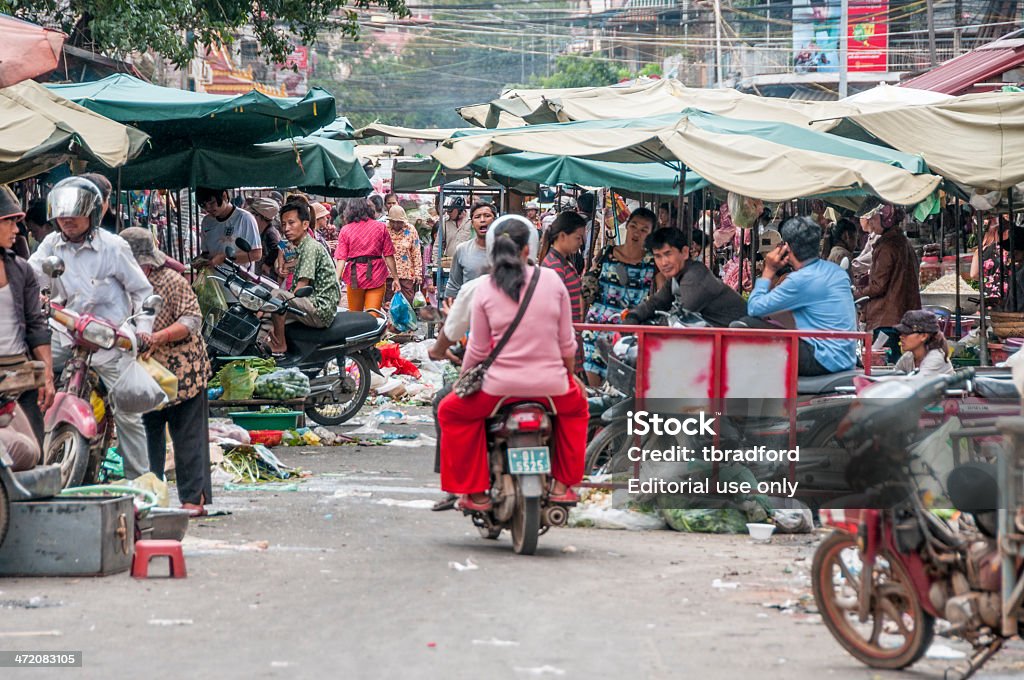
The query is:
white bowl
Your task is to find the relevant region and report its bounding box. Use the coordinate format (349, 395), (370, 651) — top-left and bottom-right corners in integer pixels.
(746, 523), (776, 541)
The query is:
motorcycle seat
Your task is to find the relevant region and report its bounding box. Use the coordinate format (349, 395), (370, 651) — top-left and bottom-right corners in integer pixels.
(797, 370), (861, 395)
(286, 311), (380, 345)
(973, 376), (1019, 400)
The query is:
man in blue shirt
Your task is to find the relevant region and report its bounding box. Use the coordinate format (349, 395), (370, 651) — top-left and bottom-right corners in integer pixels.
(742, 216), (857, 376)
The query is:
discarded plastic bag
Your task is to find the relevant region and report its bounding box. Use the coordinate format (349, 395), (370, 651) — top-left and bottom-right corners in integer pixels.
(377, 342), (421, 379)
(209, 419), (251, 446)
(569, 505), (665, 530)
(389, 292), (416, 332)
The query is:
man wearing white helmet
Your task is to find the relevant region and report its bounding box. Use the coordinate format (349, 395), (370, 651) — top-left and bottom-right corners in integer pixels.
(29, 176), (155, 479)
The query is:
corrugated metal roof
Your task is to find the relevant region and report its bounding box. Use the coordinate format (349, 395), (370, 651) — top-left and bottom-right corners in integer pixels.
(901, 35), (1024, 95)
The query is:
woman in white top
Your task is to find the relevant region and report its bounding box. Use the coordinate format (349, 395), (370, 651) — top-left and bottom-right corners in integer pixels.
(893, 310), (954, 377)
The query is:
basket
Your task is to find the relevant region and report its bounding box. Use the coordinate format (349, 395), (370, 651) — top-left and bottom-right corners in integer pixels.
(605, 352), (636, 395)
(228, 411), (302, 431)
(207, 307), (261, 356)
(248, 430), (284, 447)
(989, 312), (1024, 340)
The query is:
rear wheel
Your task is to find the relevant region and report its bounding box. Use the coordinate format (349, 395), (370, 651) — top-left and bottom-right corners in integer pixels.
(812, 531), (934, 670)
(584, 421), (630, 476)
(306, 353), (373, 426)
(510, 480), (541, 555)
(44, 424), (90, 489)
(0, 479), (9, 550)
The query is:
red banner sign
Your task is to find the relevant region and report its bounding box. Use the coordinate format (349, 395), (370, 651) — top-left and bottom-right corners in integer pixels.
(848, 0), (888, 72)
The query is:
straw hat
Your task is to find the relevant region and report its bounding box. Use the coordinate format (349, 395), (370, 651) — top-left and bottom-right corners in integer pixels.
(120, 227), (167, 268)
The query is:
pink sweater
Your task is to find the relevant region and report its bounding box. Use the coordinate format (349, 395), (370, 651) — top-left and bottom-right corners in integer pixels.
(464, 266), (576, 396)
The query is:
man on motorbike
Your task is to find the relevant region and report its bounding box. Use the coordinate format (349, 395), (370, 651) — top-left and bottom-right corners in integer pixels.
(196, 187), (263, 272)
(29, 177), (155, 479)
(268, 200), (341, 354)
(624, 227), (747, 327)
(741, 215), (857, 376)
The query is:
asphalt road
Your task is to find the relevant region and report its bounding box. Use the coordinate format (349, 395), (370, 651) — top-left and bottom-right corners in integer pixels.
(1, 407), (1022, 680)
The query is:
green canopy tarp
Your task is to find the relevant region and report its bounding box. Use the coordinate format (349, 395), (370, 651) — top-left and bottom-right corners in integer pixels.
(435, 110), (940, 204)
(99, 136), (371, 196)
(49, 74), (335, 144)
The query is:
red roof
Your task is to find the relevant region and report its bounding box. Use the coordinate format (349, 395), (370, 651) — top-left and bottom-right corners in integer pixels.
(901, 33), (1024, 95)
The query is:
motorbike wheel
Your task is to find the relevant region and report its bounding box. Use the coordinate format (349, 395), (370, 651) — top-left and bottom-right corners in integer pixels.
(510, 481), (541, 555)
(305, 353), (373, 426)
(0, 479), (8, 549)
(584, 422), (630, 476)
(812, 531), (934, 670)
(44, 424), (91, 489)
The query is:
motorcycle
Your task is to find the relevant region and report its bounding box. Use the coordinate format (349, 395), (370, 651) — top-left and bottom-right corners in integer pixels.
(39, 256), (162, 489)
(204, 239), (385, 425)
(812, 367), (1023, 678)
(463, 397), (575, 555)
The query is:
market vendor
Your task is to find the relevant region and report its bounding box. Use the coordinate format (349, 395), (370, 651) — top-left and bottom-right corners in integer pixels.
(625, 227), (746, 327)
(196, 187), (263, 272)
(438, 197), (471, 261)
(270, 200), (341, 353)
(250, 197), (282, 281)
(120, 227), (213, 517)
(741, 216), (857, 376)
(854, 203), (920, 359)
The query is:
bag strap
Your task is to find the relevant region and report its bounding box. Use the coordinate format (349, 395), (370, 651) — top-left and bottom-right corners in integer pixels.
(479, 266), (542, 370)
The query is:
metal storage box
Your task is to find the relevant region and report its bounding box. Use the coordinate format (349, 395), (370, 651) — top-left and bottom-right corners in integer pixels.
(0, 495), (135, 576)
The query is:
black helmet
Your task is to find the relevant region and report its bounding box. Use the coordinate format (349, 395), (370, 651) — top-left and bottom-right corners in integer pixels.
(47, 177), (104, 229)
(444, 196), (466, 211)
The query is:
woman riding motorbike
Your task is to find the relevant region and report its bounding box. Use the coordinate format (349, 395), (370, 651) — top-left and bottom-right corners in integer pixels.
(437, 215), (589, 511)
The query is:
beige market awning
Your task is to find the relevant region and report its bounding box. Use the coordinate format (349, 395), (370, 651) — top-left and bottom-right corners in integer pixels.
(356, 123), (464, 142)
(845, 92), (1024, 191)
(0, 79), (148, 183)
(433, 111), (941, 205)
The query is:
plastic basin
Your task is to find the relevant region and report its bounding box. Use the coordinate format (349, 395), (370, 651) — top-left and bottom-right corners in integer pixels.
(228, 412), (301, 431)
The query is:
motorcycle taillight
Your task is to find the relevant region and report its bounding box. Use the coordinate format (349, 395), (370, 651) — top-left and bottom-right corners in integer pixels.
(509, 410), (545, 431)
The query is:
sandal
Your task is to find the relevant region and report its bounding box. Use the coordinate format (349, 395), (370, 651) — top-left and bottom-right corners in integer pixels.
(548, 488), (580, 504)
(181, 502), (208, 518)
(431, 494), (458, 512)
(457, 494), (493, 512)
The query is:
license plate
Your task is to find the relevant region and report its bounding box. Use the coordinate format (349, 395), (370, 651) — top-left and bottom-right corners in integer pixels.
(507, 447), (551, 474)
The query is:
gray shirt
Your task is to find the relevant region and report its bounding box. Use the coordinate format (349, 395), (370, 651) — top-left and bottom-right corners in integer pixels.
(445, 240), (489, 299)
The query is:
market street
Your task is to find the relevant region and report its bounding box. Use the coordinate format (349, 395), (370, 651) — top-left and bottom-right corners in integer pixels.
(1, 411), (1022, 680)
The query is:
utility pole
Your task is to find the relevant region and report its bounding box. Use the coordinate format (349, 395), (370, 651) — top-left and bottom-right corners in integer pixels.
(926, 0), (937, 66)
(713, 0), (724, 87)
(838, 0), (849, 98)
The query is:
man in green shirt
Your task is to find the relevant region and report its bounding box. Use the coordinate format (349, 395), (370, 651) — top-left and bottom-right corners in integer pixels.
(269, 200), (340, 353)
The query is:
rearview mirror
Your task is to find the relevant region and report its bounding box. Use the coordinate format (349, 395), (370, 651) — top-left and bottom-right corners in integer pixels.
(293, 286), (313, 298)
(235, 238), (253, 253)
(142, 295), (164, 316)
(41, 256), (65, 278)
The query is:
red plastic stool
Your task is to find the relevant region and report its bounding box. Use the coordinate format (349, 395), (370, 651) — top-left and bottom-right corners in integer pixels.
(132, 539), (187, 578)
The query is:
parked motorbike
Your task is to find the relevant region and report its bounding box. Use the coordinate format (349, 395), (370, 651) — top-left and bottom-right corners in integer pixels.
(811, 367), (1023, 678)
(39, 256), (162, 489)
(204, 239), (385, 425)
(463, 397), (575, 555)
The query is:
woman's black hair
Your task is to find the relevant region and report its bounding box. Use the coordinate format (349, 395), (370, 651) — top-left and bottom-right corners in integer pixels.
(368, 194), (385, 213)
(543, 211), (586, 251)
(491, 217), (532, 300)
(470, 201), (497, 219)
(628, 207), (657, 228)
(344, 198), (377, 224)
(925, 330), (950, 359)
(821, 217), (858, 259)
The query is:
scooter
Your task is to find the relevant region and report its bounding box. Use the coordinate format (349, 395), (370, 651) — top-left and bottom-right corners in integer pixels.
(812, 368), (1024, 678)
(204, 239), (386, 425)
(463, 397), (576, 555)
(39, 256), (162, 489)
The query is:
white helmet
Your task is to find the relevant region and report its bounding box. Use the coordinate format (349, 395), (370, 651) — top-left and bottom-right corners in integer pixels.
(485, 214), (538, 261)
(47, 177), (104, 229)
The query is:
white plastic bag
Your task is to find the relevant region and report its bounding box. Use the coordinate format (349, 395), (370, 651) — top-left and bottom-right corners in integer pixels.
(110, 356), (168, 413)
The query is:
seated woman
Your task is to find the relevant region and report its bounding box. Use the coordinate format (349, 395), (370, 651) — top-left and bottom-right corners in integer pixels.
(893, 310), (953, 377)
(437, 215), (589, 511)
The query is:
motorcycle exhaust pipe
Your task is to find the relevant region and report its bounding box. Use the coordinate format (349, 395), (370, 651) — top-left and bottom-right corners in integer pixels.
(543, 505), (569, 527)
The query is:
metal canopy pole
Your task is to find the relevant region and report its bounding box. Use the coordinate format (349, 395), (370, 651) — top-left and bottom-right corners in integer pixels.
(954, 197), (963, 337)
(977, 210), (990, 365)
(677, 163), (688, 243)
(1010, 189), (1018, 312)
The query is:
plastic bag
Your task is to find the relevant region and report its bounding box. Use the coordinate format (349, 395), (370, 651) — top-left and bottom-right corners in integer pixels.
(389, 292), (416, 332)
(209, 419), (250, 446)
(193, 269), (228, 325)
(110, 355), (168, 413)
(254, 367), (311, 400)
(377, 342), (421, 379)
(139, 357), (178, 402)
(218, 361), (257, 400)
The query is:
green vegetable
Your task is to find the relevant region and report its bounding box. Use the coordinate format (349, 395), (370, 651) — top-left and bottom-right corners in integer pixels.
(661, 508), (749, 534)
